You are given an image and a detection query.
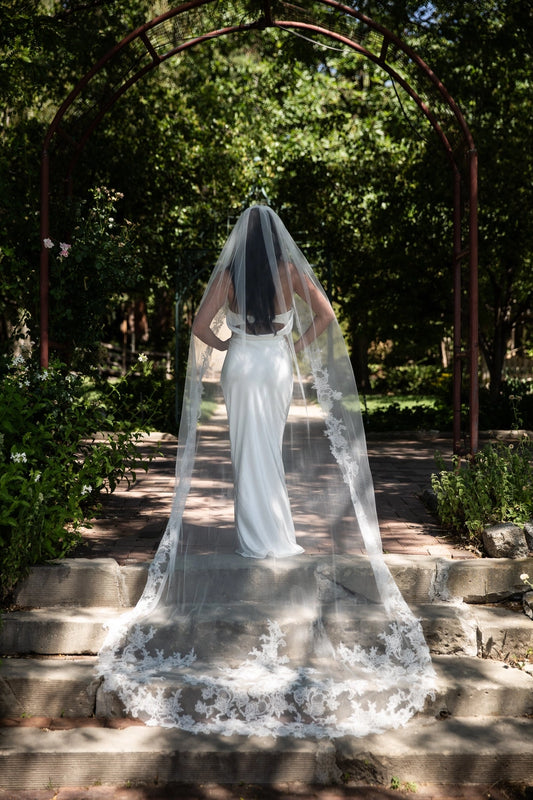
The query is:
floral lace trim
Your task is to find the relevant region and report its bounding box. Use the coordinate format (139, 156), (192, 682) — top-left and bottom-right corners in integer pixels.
(99, 618), (435, 738)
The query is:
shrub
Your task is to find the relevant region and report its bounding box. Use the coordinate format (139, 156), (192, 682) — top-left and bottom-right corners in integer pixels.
(0, 355), (149, 602)
(431, 439), (533, 549)
(369, 363), (449, 396)
(47, 186), (143, 369)
(364, 401), (452, 432)
(94, 355), (178, 434)
(478, 378), (533, 430)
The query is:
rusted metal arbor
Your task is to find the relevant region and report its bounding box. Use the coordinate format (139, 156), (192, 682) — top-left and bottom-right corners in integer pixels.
(39, 0), (479, 453)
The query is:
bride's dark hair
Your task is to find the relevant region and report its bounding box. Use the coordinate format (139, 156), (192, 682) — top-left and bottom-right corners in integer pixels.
(229, 206), (281, 335)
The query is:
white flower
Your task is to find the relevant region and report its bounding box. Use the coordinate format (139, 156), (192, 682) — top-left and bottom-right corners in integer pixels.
(34, 472), (42, 482)
(137, 353), (148, 363)
(81, 484), (92, 496)
(11, 452), (27, 463)
(39, 370), (49, 380)
(43, 238), (54, 249)
(520, 573), (533, 590)
(11, 354), (25, 367)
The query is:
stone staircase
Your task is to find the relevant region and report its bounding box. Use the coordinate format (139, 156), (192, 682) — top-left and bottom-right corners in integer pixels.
(1, 554), (533, 791)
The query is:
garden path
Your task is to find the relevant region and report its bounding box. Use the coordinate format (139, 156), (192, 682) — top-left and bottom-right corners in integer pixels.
(80, 406), (475, 563)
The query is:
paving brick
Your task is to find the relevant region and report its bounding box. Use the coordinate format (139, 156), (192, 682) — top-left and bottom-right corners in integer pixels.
(73, 432), (472, 563)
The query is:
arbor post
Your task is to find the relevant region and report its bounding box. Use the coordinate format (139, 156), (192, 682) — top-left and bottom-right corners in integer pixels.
(469, 147), (480, 453)
(452, 168), (462, 453)
(39, 148), (50, 370)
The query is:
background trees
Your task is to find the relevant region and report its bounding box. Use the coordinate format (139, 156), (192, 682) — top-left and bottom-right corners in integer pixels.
(414, 0), (533, 399)
(1, 0), (531, 424)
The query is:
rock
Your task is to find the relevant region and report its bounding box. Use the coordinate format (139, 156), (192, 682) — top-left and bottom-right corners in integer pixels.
(523, 590), (533, 621)
(524, 521), (533, 552)
(482, 523), (529, 559)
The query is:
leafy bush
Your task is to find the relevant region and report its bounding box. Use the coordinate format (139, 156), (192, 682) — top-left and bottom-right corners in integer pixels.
(0, 355), (149, 602)
(431, 439), (533, 548)
(365, 374), (533, 433)
(369, 363), (450, 396)
(479, 378), (533, 430)
(365, 400), (452, 432)
(94, 355), (178, 434)
(47, 186), (143, 368)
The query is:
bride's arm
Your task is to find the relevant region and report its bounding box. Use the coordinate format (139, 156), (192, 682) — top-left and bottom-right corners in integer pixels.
(291, 266), (335, 354)
(191, 270), (232, 351)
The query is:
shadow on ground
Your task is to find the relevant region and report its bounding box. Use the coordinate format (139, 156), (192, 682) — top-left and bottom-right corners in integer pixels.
(1, 781), (532, 800)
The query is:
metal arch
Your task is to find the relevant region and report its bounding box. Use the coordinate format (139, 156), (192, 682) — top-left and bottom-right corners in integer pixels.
(39, 0), (479, 453)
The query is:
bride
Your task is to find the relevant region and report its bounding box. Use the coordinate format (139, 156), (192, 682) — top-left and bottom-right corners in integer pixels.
(192, 205), (333, 559)
(96, 204), (435, 738)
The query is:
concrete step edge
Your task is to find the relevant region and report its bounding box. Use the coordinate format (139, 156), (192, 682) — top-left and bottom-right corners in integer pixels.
(1, 655), (532, 720)
(13, 555), (533, 608)
(0, 716), (532, 790)
(3, 600), (531, 618)
(1, 603), (531, 661)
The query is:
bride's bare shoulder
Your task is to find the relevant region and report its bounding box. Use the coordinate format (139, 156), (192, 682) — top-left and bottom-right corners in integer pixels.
(286, 260), (308, 291)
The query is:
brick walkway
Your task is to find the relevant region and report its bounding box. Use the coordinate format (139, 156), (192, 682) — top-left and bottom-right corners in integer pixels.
(80, 406), (474, 564)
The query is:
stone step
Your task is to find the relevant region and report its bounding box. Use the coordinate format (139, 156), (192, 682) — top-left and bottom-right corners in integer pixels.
(0, 658), (98, 718)
(1, 601), (532, 661)
(0, 716), (532, 790)
(13, 558), (145, 609)
(1, 655), (531, 721)
(0, 606), (119, 656)
(13, 555), (533, 609)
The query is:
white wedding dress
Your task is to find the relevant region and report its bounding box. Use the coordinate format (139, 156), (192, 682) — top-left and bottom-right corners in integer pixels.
(221, 308), (304, 558)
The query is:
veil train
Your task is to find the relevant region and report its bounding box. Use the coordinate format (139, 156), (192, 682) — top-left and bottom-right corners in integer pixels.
(96, 205), (436, 738)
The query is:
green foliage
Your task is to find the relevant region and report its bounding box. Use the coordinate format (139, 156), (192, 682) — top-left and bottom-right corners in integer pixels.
(370, 363), (451, 396)
(431, 440), (533, 547)
(390, 775), (417, 793)
(0, 243), (32, 348)
(365, 400), (451, 432)
(94, 354), (178, 434)
(0, 355), (149, 601)
(479, 379), (533, 431)
(47, 187), (143, 366)
(362, 362), (453, 431)
(0, 1), (531, 394)
(417, 0), (533, 395)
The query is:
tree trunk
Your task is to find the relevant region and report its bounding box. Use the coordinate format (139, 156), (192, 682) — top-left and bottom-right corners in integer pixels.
(480, 317), (513, 400)
(351, 332), (371, 395)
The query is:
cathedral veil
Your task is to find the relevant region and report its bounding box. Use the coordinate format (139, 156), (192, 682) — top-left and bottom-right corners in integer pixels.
(96, 204), (436, 738)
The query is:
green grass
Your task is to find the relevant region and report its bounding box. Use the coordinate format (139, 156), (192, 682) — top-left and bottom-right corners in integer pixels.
(343, 394), (439, 414)
(363, 394), (439, 412)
